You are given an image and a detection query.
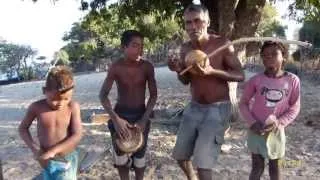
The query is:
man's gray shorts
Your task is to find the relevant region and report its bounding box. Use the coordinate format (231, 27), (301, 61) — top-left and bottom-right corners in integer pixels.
(172, 101), (231, 169)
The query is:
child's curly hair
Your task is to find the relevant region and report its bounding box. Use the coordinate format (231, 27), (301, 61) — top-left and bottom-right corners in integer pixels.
(260, 41), (289, 59)
(45, 66), (74, 93)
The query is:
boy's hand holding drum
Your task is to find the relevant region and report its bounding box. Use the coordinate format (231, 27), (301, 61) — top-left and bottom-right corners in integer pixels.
(113, 116), (133, 140)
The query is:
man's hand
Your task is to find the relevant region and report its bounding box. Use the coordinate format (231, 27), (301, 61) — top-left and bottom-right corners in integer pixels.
(114, 117), (133, 140)
(168, 57), (182, 73)
(193, 63), (215, 76)
(250, 121), (264, 135)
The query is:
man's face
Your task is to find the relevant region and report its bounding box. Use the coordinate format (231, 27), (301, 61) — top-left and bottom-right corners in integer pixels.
(45, 89), (73, 110)
(184, 11), (209, 42)
(123, 37), (143, 61)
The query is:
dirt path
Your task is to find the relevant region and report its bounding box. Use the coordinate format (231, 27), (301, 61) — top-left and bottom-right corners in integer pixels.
(0, 68), (319, 179)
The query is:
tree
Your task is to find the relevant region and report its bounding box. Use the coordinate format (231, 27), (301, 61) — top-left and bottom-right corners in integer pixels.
(257, 4), (287, 37)
(53, 49), (70, 65)
(81, 2), (182, 52)
(289, 0), (320, 22)
(292, 17), (320, 62)
(0, 42), (37, 80)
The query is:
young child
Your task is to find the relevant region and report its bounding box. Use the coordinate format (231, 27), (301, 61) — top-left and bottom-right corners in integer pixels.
(99, 30), (157, 180)
(239, 41), (300, 180)
(19, 66), (83, 180)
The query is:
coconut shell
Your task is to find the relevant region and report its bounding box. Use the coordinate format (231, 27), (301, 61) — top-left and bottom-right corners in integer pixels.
(115, 127), (144, 153)
(184, 50), (209, 74)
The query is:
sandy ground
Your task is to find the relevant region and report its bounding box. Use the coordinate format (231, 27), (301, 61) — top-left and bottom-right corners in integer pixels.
(0, 67), (319, 180)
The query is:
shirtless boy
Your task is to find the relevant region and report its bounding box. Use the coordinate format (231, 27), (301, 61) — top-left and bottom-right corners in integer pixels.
(168, 4), (245, 180)
(19, 66), (82, 180)
(99, 30), (157, 180)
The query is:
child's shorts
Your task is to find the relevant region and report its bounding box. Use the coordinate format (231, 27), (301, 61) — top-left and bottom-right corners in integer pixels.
(108, 105), (150, 168)
(40, 150), (79, 180)
(247, 127), (286, 159)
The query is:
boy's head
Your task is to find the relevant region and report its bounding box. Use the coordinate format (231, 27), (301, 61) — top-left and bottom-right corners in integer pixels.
(260, 41), (288, 70)
(43, 66), (74, 110)
(121, 30), (144, 61)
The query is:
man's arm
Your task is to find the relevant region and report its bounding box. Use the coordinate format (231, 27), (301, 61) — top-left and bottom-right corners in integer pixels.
(168, 44), (191, 85)
(138, 63), (158, 127)
(18, 103), (40, 155)
(177, 72), (191, 85)
(220, 45), (245, 81)
(177, 45), (191, 85)
(42, 102), (83, 157)
(99, 65), (119, 120)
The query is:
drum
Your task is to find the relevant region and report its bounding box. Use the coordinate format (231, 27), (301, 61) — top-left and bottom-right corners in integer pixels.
(115, 127), (144, 153)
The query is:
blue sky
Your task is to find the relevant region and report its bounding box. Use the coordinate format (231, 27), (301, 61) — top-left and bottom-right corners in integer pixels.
(0, 0), (301, 60)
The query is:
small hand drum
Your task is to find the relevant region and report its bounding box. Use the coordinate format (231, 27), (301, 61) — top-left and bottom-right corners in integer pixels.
(115, 127), (144, 153)
(184, 50), (209, 74)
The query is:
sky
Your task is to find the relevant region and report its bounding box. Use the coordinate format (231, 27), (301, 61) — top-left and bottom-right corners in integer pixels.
(0, 0), (302, 60)
(0, 0), (87, 60)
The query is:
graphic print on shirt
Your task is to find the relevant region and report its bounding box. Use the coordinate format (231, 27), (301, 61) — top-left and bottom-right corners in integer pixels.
(260, 82), (289, 107)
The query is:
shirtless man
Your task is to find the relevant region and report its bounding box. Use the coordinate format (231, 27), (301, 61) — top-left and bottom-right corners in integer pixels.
(19, 66), (82, 180)
(99, 30), (157, 180)
(168, 4), (245, 180)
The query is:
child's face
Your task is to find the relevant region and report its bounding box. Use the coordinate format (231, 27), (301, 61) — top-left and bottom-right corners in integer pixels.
(45, 89), (73, 110)
(123, 37), (143, 61)
(261, 46), (284, 70)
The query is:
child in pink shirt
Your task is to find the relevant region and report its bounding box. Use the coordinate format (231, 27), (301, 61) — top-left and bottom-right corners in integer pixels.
(239, 41), (300, 180)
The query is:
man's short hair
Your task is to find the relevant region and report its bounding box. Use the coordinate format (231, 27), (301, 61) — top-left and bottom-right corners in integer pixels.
(184, 4), (210, 21)
(120, 30), (144, 47)
(45, 66), (74, 93)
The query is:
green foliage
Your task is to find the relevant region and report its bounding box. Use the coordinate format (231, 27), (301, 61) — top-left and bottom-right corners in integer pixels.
(61, 0), (183, 71)
(256, 4), (287, 37)
(54, 49), (70, 65)
(81, 2), (182, 52)
(289, 0), (320, 22)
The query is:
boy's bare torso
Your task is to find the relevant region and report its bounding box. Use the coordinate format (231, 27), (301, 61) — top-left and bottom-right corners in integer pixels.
(181, 35), (230, 104)
(113, 60), (151, 108)
(33, 99), (73, 152)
